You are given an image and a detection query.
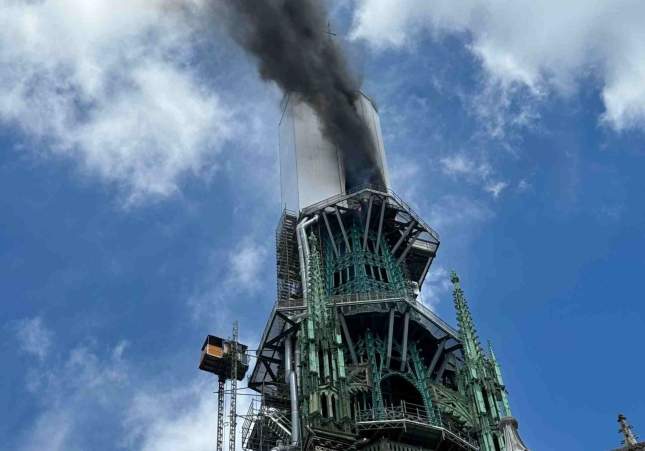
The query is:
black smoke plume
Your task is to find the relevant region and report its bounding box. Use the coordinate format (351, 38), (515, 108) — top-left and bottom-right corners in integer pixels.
(224, 0), (386, 191)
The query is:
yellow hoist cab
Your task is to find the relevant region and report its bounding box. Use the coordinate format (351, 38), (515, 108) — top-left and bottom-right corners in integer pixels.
(199, 334), (249, 380)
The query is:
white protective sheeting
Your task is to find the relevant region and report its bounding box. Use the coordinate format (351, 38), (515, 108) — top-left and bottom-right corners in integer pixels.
(279, 92), (390, 212)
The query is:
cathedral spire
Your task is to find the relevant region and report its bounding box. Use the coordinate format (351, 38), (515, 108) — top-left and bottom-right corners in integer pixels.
(451, 271), (484, 363)
(451, 272), (530, 451)
(618, 414), (639, 448)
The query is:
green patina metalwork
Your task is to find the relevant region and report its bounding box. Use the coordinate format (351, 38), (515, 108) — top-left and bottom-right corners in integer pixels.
(324, 224), (406, 296)
(489, 341), (512, 418)
(408, 341), (437, 423)
(452, 271), (514, 451)
(352, 330), (440, 426)
(365, 330), (385, 418)
(430, 382), (475, 428)
(294, 223), (517, 450)
(299, 233), (352, 431)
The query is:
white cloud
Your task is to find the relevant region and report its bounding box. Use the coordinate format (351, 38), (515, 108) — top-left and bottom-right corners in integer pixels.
(124, 378), (216, 451)
(13, 323), (251, 451)
(18, 410), (73, 451)
(440, 154), (509, 198)
(227, 240), (269, 289)
(16, 337), (131, 451)
(0, 0), (234, 203)
(125, 376), (253, 451)
(188, 238), (269, 328)
(421, 266), (452, 307)
(484, 180), (508, 198)
(388, 154), (422, 207)
(427, 194), (493, 231)
(440, 154), (490, 179)
(351, 0), (645, 131)
(15, 317), (52, 361)
(517, 179), (530, 192)
(469, 76), (542, 142)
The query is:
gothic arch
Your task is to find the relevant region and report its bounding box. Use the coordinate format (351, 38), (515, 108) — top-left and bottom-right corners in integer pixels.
(380, 373), (425, 411)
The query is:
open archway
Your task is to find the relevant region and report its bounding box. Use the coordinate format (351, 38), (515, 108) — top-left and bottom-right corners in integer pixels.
(380, 373), (425, 411)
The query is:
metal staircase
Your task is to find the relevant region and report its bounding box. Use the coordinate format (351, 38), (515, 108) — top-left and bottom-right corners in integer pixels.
(242, 399), (292, 450)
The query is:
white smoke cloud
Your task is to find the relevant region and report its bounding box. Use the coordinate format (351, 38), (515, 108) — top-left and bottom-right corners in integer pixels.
(0, 0), (233, 204)
(351, 0), (645, 131)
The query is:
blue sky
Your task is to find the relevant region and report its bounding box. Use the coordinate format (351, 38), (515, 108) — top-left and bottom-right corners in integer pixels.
(1, 1), (644, 450)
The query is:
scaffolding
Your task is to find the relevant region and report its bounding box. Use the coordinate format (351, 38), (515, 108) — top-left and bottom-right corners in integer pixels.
(276, 209), (302, 310)
(242, 398), (292, 451)
(217, 380), (225, 451)
(229, 321), (239, 451)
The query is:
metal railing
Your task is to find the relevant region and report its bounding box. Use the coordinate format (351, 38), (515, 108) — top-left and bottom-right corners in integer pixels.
(356, 401), (477, 449)
(356, 401), (441, 426)
(330, 288), (409, 306)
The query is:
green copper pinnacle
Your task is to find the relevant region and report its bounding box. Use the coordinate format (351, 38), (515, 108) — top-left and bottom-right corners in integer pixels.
(451, 271), (516, 450)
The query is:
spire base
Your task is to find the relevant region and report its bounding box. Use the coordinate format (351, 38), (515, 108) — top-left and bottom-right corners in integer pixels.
(500, 416), (529, 451)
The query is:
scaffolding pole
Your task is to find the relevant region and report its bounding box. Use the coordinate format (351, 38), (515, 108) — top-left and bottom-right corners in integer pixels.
(229, 321), (239, 451)
(217, 379), (225, 451)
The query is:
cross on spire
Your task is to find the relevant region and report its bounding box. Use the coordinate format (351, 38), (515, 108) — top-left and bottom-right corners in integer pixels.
(326, 21), (337, 39)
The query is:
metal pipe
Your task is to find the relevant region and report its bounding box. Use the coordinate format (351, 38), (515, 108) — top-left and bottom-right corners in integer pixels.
(400, 311), (410, 371)
(284, 336), (292, 383)
(385, 308), (395, 368)
(288, 369), (299, 444)
(296, 215), (319, 304)
(284, 336), (300, 446)
(294, 337), (301, 391)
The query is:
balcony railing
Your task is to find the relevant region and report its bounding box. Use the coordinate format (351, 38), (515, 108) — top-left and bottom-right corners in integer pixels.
(356, 401), (441, 426)
(356, 401), (477, 449)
